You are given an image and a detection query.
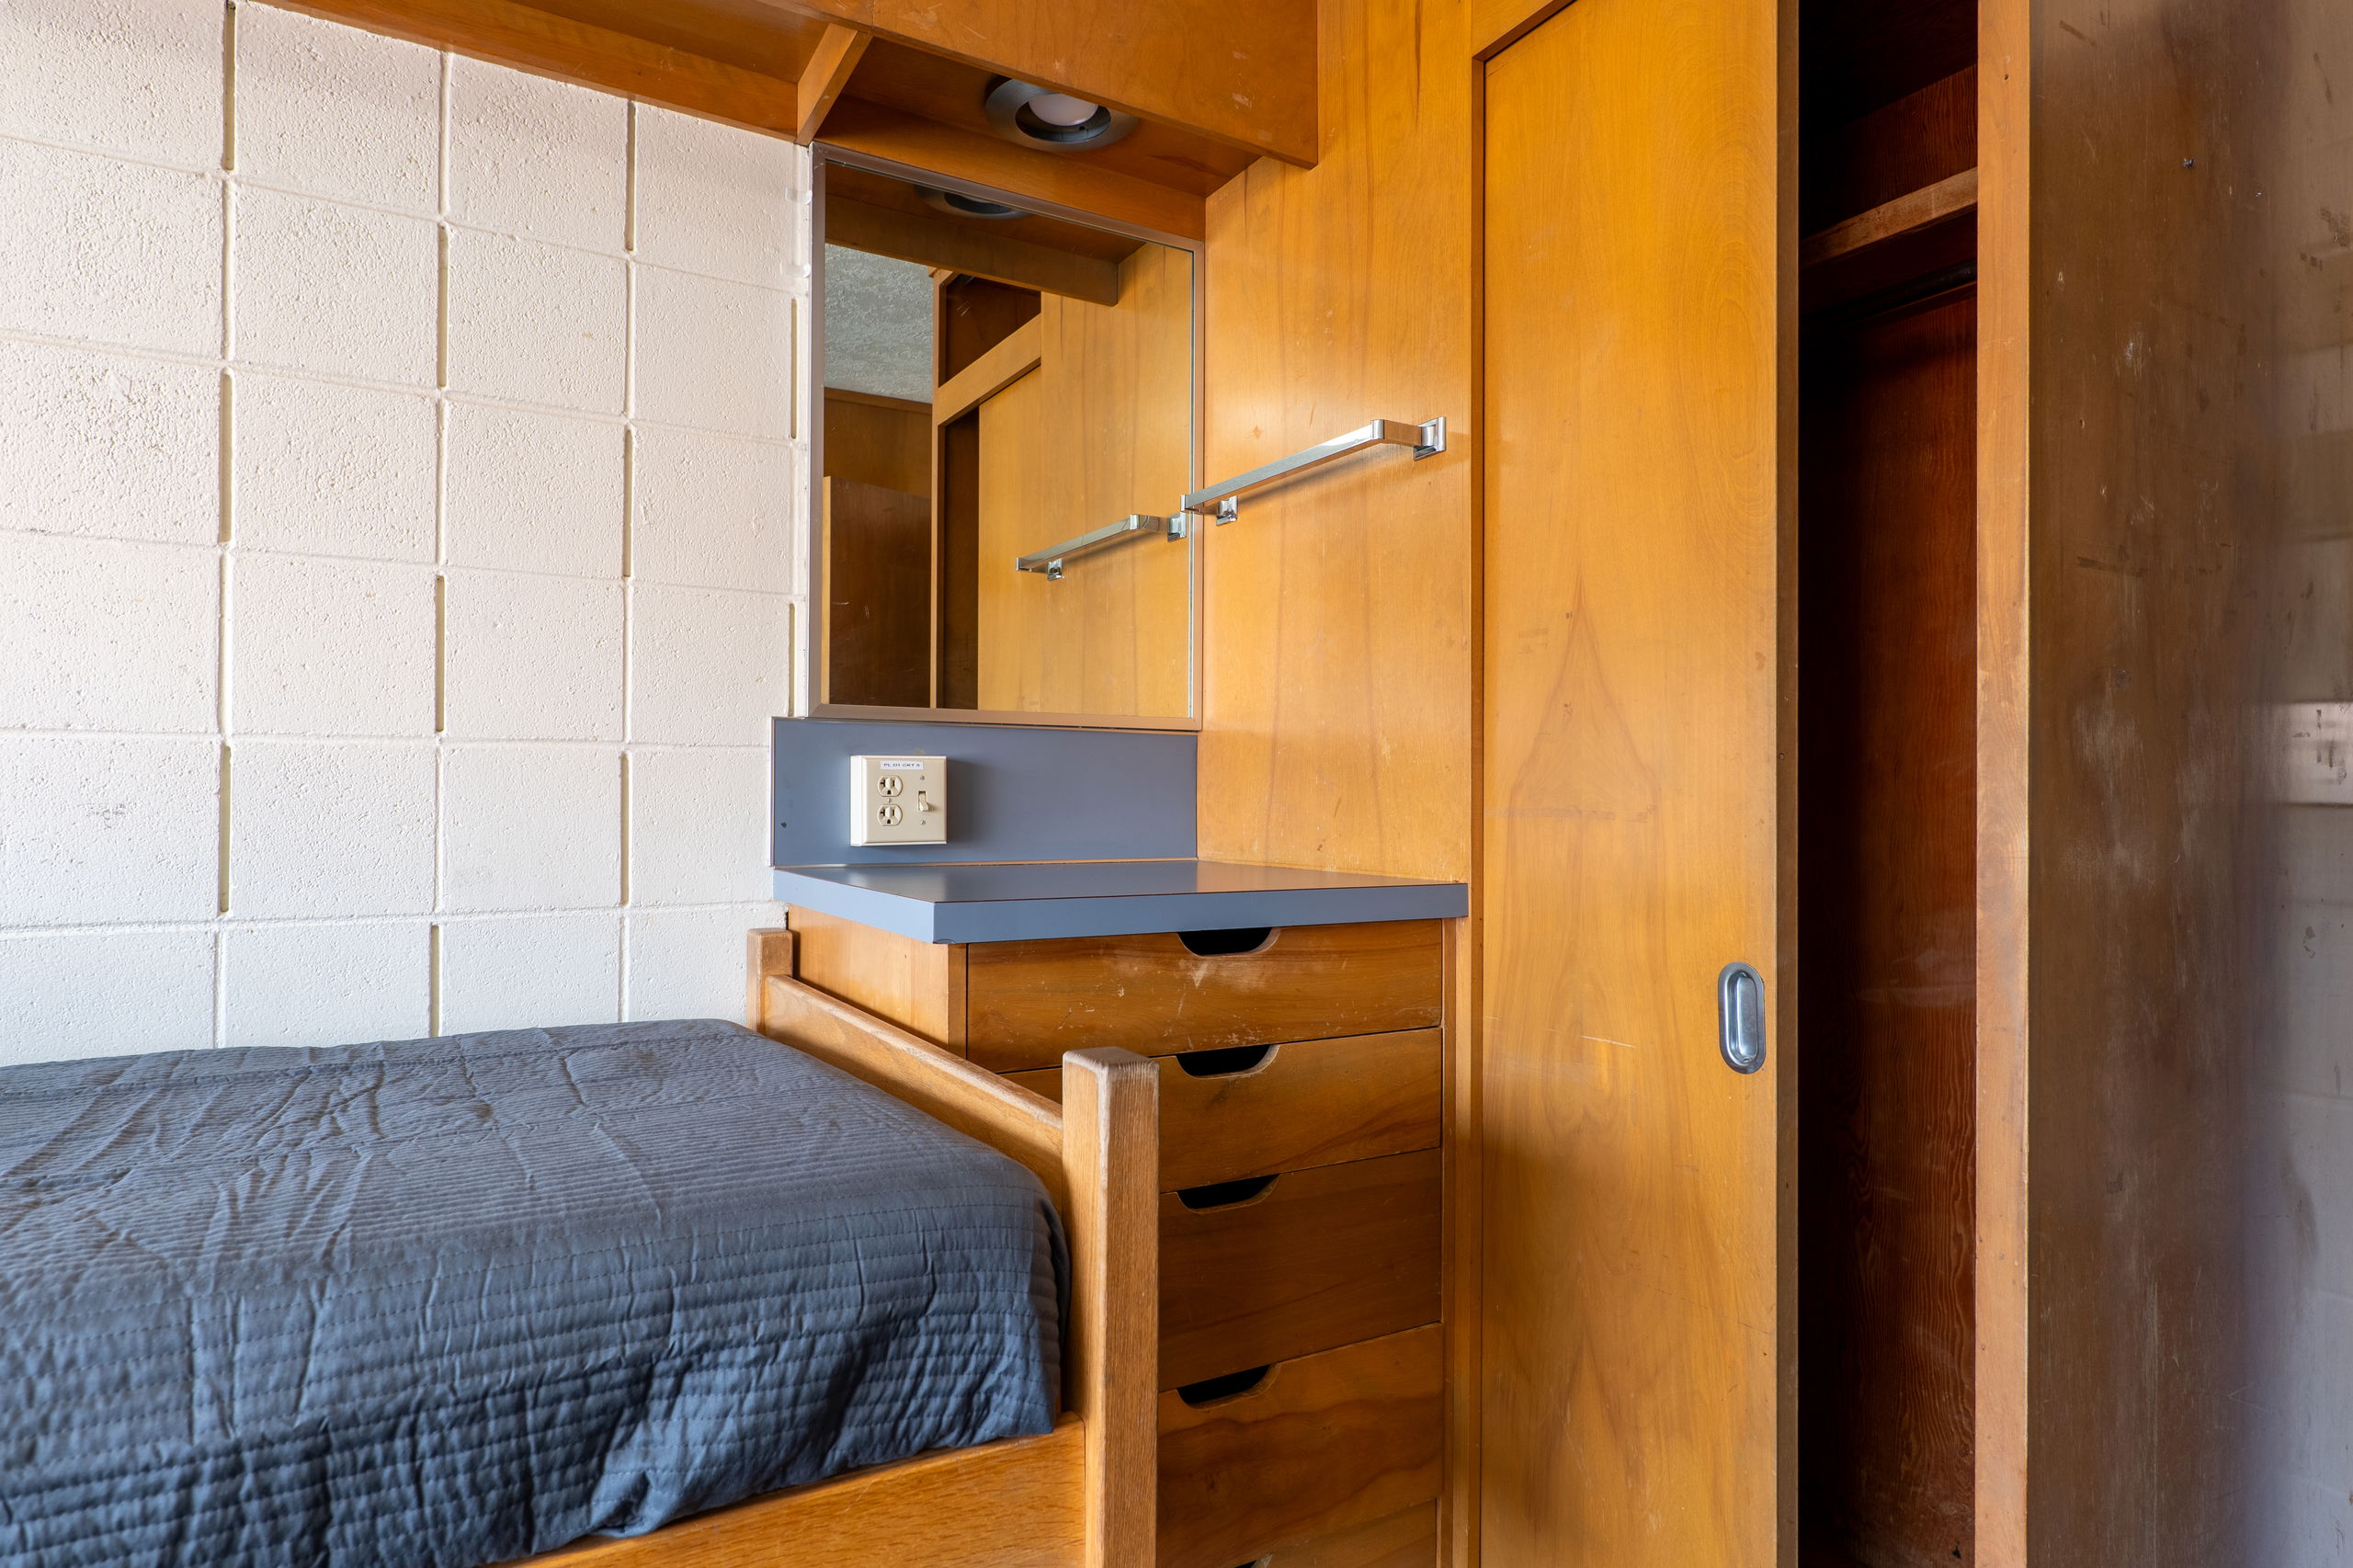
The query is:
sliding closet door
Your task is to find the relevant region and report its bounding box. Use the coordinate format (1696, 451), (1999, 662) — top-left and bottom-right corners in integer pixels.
(1480, 0), (1793, 1562)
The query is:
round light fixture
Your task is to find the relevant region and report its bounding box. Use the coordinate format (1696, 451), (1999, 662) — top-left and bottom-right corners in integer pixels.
(917, 186), (1028, 220)
(983, 77), (1138, 151)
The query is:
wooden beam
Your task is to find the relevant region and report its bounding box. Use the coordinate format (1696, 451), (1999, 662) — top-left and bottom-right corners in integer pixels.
(764, 0), (1316, 166)
(829, 195), (1121, 304)
(1801, 167), (1980, 269)
(271, 0), (801, 137)
(817, 97), (1207, 241)
(932, 317), (1044, 424)
(794, 23), (870, 141)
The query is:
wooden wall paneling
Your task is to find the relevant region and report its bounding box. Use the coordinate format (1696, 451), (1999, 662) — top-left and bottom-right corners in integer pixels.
(824, 390), (931, 495)
(936, 409), (983, 708)
(934, 319), (1045, 423)
(778, 0), (1318, 165)
(1799, 297), (1978, 1568)
(270, 0), (811, 133)
(786, 905), (967, 1049)
(938, 276), (1046, 382)
(818, 98), (1210, 241)
(1979, 0), (2281, 1561)
(1196, 0), (1476, 884)
(822, 477), (933, 707)
(1802, 65), (1976, 233)
(973, 244), (1194, 720)
(1478, 4), (1791, 1568)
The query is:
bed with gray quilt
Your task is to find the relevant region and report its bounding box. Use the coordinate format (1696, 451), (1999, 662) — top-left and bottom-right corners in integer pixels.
(0, 1018), (1065, 1568)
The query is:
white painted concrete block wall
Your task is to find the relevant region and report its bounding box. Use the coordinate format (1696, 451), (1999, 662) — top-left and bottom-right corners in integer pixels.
(0, 0), (809, 1063)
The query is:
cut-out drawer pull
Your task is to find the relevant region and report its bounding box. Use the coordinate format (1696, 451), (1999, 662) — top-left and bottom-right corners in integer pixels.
(1176, 1365), (1273, 1406)
(1176, 1174), (1279, 1210)
(1176, 1043), (1275, 1078)
(1177, 926), (1275, 957)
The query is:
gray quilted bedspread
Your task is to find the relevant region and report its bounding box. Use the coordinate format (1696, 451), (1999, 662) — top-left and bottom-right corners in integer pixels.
(0, 1019), (1064, 1568)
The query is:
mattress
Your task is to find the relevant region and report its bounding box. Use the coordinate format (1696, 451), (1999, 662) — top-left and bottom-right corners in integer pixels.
(0, 1019), (1064, 1568)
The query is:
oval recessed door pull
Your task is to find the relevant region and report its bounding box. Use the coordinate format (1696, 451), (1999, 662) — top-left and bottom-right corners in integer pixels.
(1718, 960), (1767, 1074)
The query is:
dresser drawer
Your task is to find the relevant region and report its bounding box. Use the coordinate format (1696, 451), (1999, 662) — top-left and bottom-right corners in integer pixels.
(1160, 1149), (1441, 1390)
(1003, 1028), (1442, 1191)
(964, 921), (1443, 1073)
(1158, 1325), (1443, 1568)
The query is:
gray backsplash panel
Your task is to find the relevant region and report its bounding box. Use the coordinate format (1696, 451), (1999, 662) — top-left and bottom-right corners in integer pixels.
(771, 718), (1198, 866)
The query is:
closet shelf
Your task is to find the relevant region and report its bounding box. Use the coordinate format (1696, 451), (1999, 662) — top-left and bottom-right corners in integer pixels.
(1801, 168), (1979, 269)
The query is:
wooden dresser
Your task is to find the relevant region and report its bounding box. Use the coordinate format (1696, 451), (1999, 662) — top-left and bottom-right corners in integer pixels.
(788, 906), (1448, 1568)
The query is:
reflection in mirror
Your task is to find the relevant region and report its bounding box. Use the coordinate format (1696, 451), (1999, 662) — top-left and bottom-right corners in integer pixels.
(815, 157), (1194, 722)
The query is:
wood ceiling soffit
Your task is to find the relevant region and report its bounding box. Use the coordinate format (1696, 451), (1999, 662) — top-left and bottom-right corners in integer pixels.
(797, 24), (872, 140)
(759, 0), (1318, 165)
(818, 97), (1208, 240)
(272, 0), (804, 137)
(827, 198), (1121, 303)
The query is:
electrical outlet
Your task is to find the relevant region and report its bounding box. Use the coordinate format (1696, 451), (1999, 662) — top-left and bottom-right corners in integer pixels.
(848, 755), (948, 846)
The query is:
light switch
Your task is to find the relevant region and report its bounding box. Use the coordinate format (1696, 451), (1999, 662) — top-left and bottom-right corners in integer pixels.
(848, 755), (948, 846)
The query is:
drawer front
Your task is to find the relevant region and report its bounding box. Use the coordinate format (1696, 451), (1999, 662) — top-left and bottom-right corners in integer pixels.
(1002, 1028), (1442, 1191)
(964, 921), (1443, 1073)
(1158, 1325), (1443, 1568)
(1160, 1149), (1442, 1390)
(1252, 1506), (1438, 1568)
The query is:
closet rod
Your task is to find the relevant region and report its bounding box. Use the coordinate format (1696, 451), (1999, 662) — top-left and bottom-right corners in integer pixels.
(1182, 417), (1446, 523)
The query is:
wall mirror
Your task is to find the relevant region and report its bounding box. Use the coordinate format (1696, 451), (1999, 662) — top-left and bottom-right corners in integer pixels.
(810, 149), (1199, 727)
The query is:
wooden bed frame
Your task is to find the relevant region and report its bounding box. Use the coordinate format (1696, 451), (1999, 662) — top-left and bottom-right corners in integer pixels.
(519, 928), (1158, 1568)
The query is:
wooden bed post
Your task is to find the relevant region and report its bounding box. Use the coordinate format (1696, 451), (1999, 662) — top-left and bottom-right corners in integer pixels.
(1058, 1049), (1158, 1568)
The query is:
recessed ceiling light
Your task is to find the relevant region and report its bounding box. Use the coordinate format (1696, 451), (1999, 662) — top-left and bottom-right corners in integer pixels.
(918, 186), (1027, 220)
(983, 77), (1138, 152)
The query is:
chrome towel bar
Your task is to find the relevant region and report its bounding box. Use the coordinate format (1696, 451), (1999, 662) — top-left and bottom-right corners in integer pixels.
(1015, 512), (1188, 579)
(1181, 416), (1447, 523)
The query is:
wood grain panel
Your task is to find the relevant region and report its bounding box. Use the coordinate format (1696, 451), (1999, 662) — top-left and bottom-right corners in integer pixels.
(1195, 0), (1474, 884)
(794, 23), (869, 141)
(824, 390), (930, 495)
(1802, 66), (1976, 233)
(1258, 1505), (1438, 1568)
(521, 1421), (1083, 1566)
(822, 476), (932, 707)
(1006, 1028), (1442, 1190)
(781, 0), (1317, 165)
(972, 243), (1193, 721)
(1158, 1326), (1444, 1568)
(965, 922), (1444, 1072)
(1799, 296), (1977, 1568)
(1159, 1149), (1441, 1389)
(934, 317), (1044, 424)
(787, 904), (966, 1048)
(1479, 5), (1791, 1568)
(1982, 0), (2276, 1561)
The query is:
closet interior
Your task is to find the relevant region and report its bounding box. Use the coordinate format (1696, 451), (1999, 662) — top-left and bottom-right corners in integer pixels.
(1796, 2), (1981, 1565)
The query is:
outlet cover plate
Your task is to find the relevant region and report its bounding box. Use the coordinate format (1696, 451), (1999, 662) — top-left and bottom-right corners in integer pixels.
(848, 755), (948, 846)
